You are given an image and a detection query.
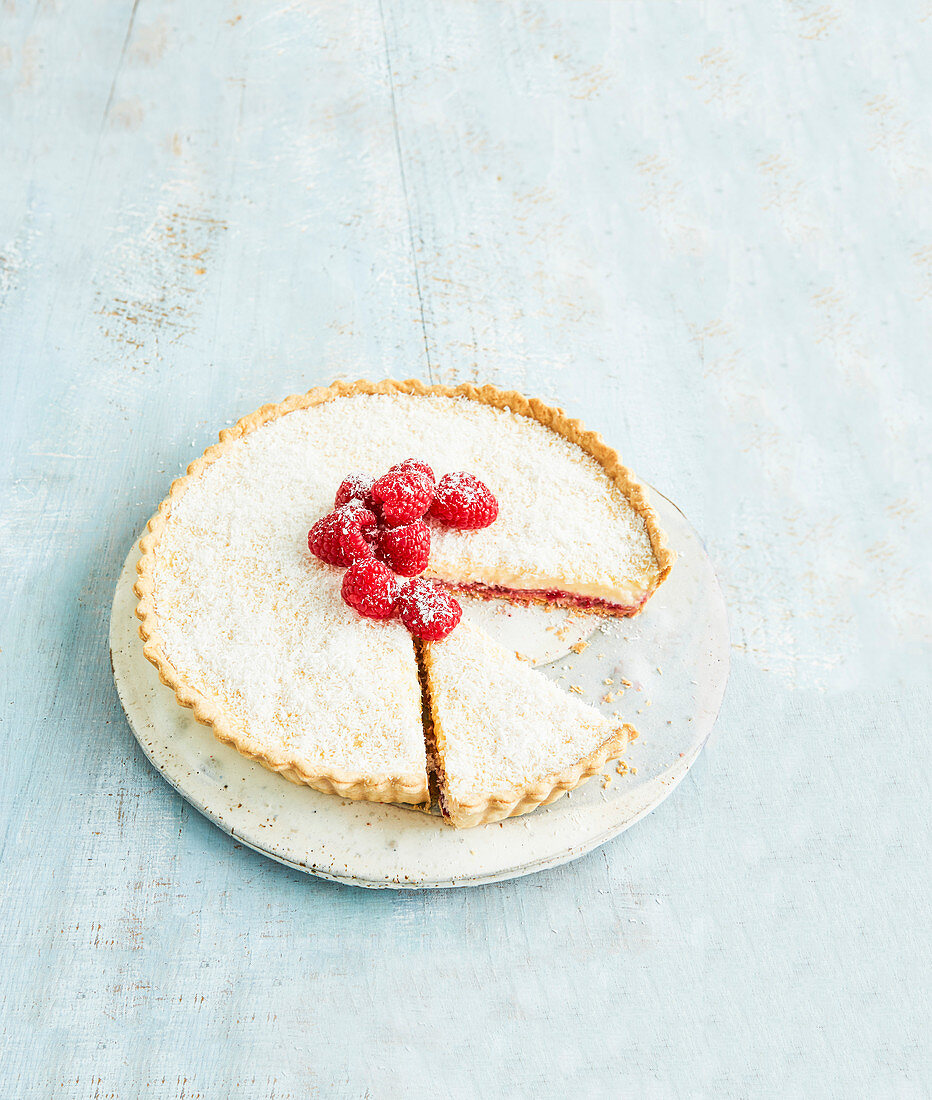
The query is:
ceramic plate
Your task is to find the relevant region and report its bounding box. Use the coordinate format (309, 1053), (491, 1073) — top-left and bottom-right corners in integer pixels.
(110, 490), (728, 888)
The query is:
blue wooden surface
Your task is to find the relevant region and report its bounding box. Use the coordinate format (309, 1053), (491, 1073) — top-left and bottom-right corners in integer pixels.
(2, 2), (930, 1096)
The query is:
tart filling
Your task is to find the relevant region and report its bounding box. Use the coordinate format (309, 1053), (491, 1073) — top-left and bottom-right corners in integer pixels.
(434, 579), (647, 616)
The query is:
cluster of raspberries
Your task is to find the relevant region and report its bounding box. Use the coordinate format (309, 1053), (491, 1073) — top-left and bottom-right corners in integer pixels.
(307, 458), (498, 641)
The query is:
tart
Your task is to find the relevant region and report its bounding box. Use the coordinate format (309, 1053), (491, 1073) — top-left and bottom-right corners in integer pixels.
(135, 378), (672, 819)
(420, 620), (634, 827)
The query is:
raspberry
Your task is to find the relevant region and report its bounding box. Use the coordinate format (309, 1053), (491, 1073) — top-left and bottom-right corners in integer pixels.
(334, 473), (374, 510)
(362, 524), (380, 554)
(397, 579), (462, 641)
(393, 457), (435, 486)
(341, 558), (400, 620)
(307, 505), (376, 567)
(429, 472), (498, 530)
(371, 466), (434, 525)
(376, 519), (431, 577)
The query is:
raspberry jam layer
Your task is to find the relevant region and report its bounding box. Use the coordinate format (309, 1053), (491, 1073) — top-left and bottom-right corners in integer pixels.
(442, 581), (645, 617)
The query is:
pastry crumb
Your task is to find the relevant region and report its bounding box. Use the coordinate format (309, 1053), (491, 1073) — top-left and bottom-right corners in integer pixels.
(615, 760), (628, 776)
(602, 692), (614, 703)
(570, 641), (588, 654)
(602, 677), (614, 685)
(620, 678), (632, 688)
(568, 685), (584, 695)
(601, 773), (612, 788)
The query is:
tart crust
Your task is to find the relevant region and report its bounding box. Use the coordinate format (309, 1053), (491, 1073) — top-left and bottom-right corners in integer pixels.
(134, 378), (673, 808)
(437, 729), (633, 829)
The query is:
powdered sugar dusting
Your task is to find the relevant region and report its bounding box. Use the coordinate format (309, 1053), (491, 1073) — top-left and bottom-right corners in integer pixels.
(152, 511), (425, 783)
(425, 619), (623, 803)
(184, 393), (654, 597)
(442, 472), (484, 501)
(149, 392), (657, 780)
(404, 580), (449, 617)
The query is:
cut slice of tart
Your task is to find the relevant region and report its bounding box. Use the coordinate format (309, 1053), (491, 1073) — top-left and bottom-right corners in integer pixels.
(420, 619), (635, 827)
(137, 527), (428, 804)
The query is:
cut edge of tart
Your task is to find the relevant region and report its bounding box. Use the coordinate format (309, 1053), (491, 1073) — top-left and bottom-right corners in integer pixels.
(418, 620), (635, 828)
(134, 377), (673, 809)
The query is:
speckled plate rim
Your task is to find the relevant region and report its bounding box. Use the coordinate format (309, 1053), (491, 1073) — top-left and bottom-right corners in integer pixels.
(109, 489), (729, 889)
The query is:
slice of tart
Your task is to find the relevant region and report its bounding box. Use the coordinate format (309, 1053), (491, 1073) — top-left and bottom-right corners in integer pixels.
(420, 619), (635, 827)
(137, 519), (428, 804)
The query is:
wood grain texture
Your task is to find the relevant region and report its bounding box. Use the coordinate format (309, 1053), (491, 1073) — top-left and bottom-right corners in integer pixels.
(1, 1), (929, 1096)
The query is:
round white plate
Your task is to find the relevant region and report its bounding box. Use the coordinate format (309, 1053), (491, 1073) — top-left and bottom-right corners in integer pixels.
(110, 490), (728, 889)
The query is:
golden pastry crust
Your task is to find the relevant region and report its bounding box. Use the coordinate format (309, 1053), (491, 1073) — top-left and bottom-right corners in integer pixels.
(134, 378), (673, 806)
(441, 727), (634, 829)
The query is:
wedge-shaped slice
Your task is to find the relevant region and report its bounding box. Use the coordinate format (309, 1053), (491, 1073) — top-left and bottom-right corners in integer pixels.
(421, 620), (634, 827)
(137, 541), (429, 804)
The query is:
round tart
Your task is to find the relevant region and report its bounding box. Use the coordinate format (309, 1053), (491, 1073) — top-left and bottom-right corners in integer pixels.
(135, 379), (673, 822)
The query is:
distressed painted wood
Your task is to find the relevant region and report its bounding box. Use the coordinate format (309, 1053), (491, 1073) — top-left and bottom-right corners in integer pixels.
(1, 1), (929, 1095)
